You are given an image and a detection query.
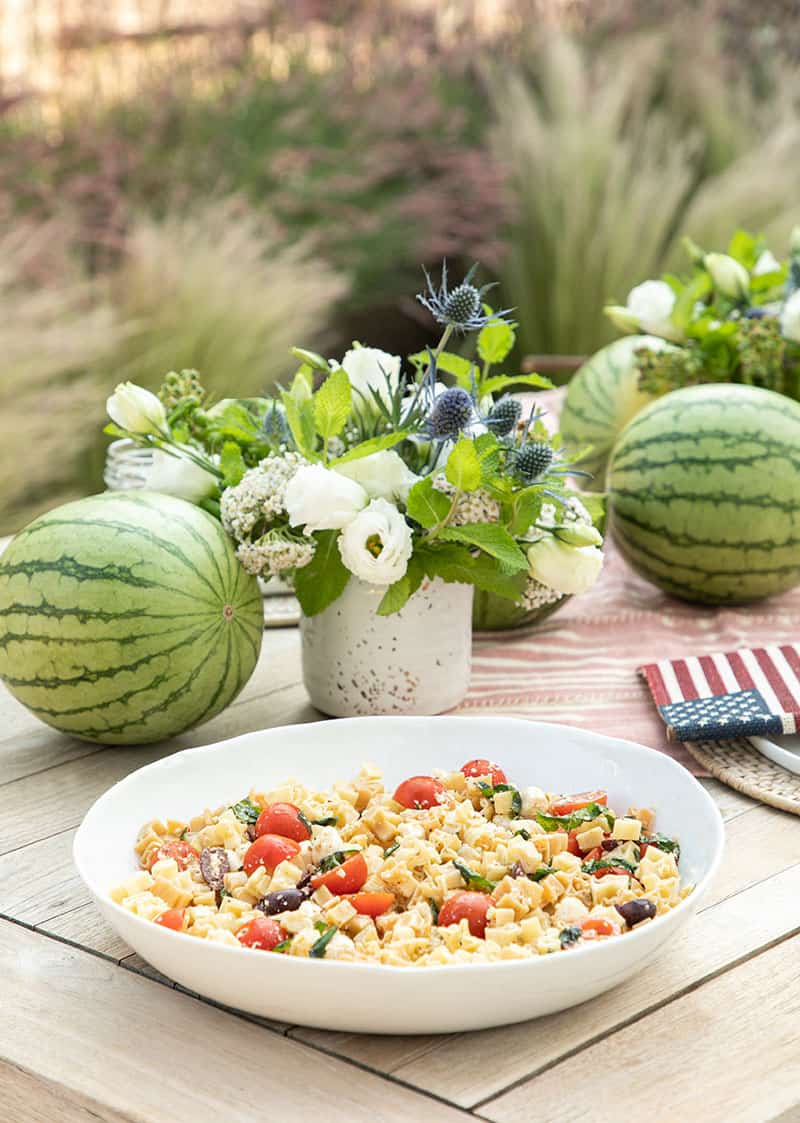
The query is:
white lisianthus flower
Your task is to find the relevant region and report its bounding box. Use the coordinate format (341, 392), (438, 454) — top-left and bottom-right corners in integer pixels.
(284, 463), (368, 534)
(333, 450), (420, 504)
(106, 382), (167, 435)
(780, 290), (800, 344)
(753, 249), (780, 276)
(704, 253), (750, 300)
(340, 347), (402, 412)
(625, 280), (681, 340)
(338, 498), (413, 586)
(526, 538), (604, 596)
(145, 446), (217, 503)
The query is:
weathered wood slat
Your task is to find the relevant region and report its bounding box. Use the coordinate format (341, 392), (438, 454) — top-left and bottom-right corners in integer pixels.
(0, 1058), (134, 1123)
(478, 935), (800, 1123)
(0, 919), (471, 1123)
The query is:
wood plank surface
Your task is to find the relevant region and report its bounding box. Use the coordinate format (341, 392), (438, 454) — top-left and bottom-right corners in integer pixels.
(0, 918), (471, 1123)
(0, 1059), (134, 1123)
(479, 935), (800, 1123)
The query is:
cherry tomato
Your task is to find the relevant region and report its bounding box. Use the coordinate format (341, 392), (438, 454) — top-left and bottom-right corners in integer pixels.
(393, 775), (445, 810)
(347, 892), (396, 917)
(311, 852), (368, 895)
(639, 842), (649, 859)
(149, 840), (198, 871)
(154, 907), (185, 931)
(591, 865), (632, 879)
(242, 833), (301, 876)
(567, 829), (582, 855)
(549, 790), (608, 816)
(461, 759), (507, 786)
(255, 802), (310, 843)
(583, 846), (603, 863)
(437, 892), (491, 939)
(237, 915), (287, 951)
(580, 917), (618, 939)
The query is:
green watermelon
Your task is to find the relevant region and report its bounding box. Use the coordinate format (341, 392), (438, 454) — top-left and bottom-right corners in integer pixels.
(608, 384), (800, 604)
(561, 335), (676, 489)
(0, 491), (263, 744)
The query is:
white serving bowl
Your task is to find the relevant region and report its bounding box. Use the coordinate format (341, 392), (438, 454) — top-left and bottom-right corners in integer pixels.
(74, 717), (724, 1035)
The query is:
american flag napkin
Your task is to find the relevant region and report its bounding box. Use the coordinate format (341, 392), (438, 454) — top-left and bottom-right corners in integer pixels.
(639, 644), (800, 742)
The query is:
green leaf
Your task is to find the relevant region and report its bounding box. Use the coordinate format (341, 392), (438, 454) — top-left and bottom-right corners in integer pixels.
(671, 272), (712, 332)
(437, 523), (529, 573)
(219, 442), (246, 488)
(293, 530), (350, 616)
(310, 924), (338, 958)
(290, 365), (314, 403)
(477, 781), (522, 817)
(534, 803), (614, 833)
(205, 401), (261, 445)
(409, 349), (473, 389)
(313, 367), (352, 442)
(383, 842), (400, 858)
(559, 926), (582, 948)
(481, 373), (554, 396)
(727, 229), (758, 268)
(377, 553), (425, 616)
(641, 833), (681, 862)
(477, 318), (516, 365)
(445, 438), (482, 492)
(453, 860), (496, 893)
(280, 388), (317, 459)
(406, 476), (451, 529)
(231, 798), (262, 824)
(291, 346), (331, 372)
(417, 543), (527, 602)
(329, 431), (410, 465)
(510, 490), (543, 537)
(582, 857), (637, 876)
(528, 866), (556, 882)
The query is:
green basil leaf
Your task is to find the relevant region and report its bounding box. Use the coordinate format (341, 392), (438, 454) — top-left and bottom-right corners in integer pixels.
(310, 924), (338, 958)
(312, 816), (339, 827)
(534, 803), (614, 833)
(318, 849), (359, 873)
(559, 925), (582, 948)
(514, 828), (531, 841)
(528, 866), (556, 882)
(428, 898), (440, 925)
(383, 842), (401, 858)
(231, 798), (262, 824)
(273, 938), (292, 954)
(582, 857), (637, 875)
(642, 833), (681, 862)
(453, 859), (496, 893)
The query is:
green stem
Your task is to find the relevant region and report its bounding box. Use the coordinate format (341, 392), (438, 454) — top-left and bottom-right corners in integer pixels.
(426, 487), (463, 539)
(424, 324), (454, 382)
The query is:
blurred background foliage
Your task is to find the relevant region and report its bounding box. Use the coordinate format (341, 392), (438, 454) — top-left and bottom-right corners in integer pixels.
(1, 0), (799, 531)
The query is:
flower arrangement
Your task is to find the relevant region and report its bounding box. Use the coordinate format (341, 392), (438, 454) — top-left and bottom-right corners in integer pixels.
(604, 228), (800, 401)
(105, 263), (605, 621)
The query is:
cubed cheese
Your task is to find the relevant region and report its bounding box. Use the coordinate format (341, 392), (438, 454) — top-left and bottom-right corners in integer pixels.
(575, 825), (604, 851)
(612, 817), (642, 841)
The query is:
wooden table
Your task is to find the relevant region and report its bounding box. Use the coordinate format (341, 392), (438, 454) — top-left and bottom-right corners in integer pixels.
(2, 625), (800, 1121)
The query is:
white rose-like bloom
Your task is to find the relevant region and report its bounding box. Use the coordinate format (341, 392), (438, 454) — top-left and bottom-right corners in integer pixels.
(333, 450), (420, 504)
(780, 290), (800, 344)
(526, 537), (604, 596)
(753, 249), (780, 276)
(145, 446), (217, 503)
(704, 253), (750, 300)
(106, 382), (167, 435)
(338, 498), (413, 586)
(340, 347), (402, 412)
(626, 280), (681, 340)
(284, 463), (368, 534)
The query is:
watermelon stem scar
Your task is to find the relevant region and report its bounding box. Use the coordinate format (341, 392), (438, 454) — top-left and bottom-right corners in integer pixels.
(223, 604), (235, 620)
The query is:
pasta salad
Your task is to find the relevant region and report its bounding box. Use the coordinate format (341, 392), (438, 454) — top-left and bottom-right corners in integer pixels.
(110, 759), (688, 965)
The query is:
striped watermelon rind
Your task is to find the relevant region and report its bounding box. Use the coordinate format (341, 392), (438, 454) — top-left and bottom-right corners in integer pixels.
(608, 384), (800, 604)
(561, 335), (676, 490)
(0, 491), (264, 744)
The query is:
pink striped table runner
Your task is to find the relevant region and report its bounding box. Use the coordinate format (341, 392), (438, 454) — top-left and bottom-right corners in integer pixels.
(456, 540), (800, 775)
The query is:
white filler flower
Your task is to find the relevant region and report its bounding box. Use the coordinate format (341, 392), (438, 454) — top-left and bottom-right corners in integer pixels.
(340, 347), (402, 411)
(753, 249), (780, 276)
(334, 450), (420, 504)
(106, 382), (167, 435)
(145, 446), (217, 503)
(704, 253), (750, 301)
(780, 290), (800, 344)
(338, 498), (413, 585)
(526, 537), (604, 596)
(285, 463), (367, 534)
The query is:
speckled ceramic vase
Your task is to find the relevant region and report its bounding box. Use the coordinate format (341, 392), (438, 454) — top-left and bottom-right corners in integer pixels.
(300, 577), (473, 717)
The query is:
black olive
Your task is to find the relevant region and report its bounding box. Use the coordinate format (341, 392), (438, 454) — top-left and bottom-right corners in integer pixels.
(257, 887), (309, 916)
(509, 861), (526, 878)
(199, 847), (230, 891)
(601, 839), (619, 852)
(615, 898), (657, 927)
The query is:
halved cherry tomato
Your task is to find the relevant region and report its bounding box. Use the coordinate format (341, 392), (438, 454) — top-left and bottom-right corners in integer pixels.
(237, 915), (287, 951)
(549, 790), (608, 816)
(149, 840), (198, 871)
(567, 829), (581, 855)
(461, 759), (507, 786)
(437, 892), (491, 939)
(154, 907), (185, 931)
(347, 892), (395, 917)
(393, 775), (445, 810)
(255, 802), (310, 843)
(591, 865), (632, 879)
(242, 833), (301, 876)
(639, 842), (649, 858)
(311, 852), (368, 894)
(583, 846), (603, 863)
(580, 917), (618, 939)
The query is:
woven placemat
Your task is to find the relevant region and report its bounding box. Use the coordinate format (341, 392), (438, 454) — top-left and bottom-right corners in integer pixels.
(685, 738), (800, 816)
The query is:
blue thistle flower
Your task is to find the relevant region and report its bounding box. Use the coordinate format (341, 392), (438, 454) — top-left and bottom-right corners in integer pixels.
(428, 387), (476, 440)
(485, 396), (522, 436)
(513, 441), (554, 484)
(262, 401), (290, 445)
(417, 261), (513, 333)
